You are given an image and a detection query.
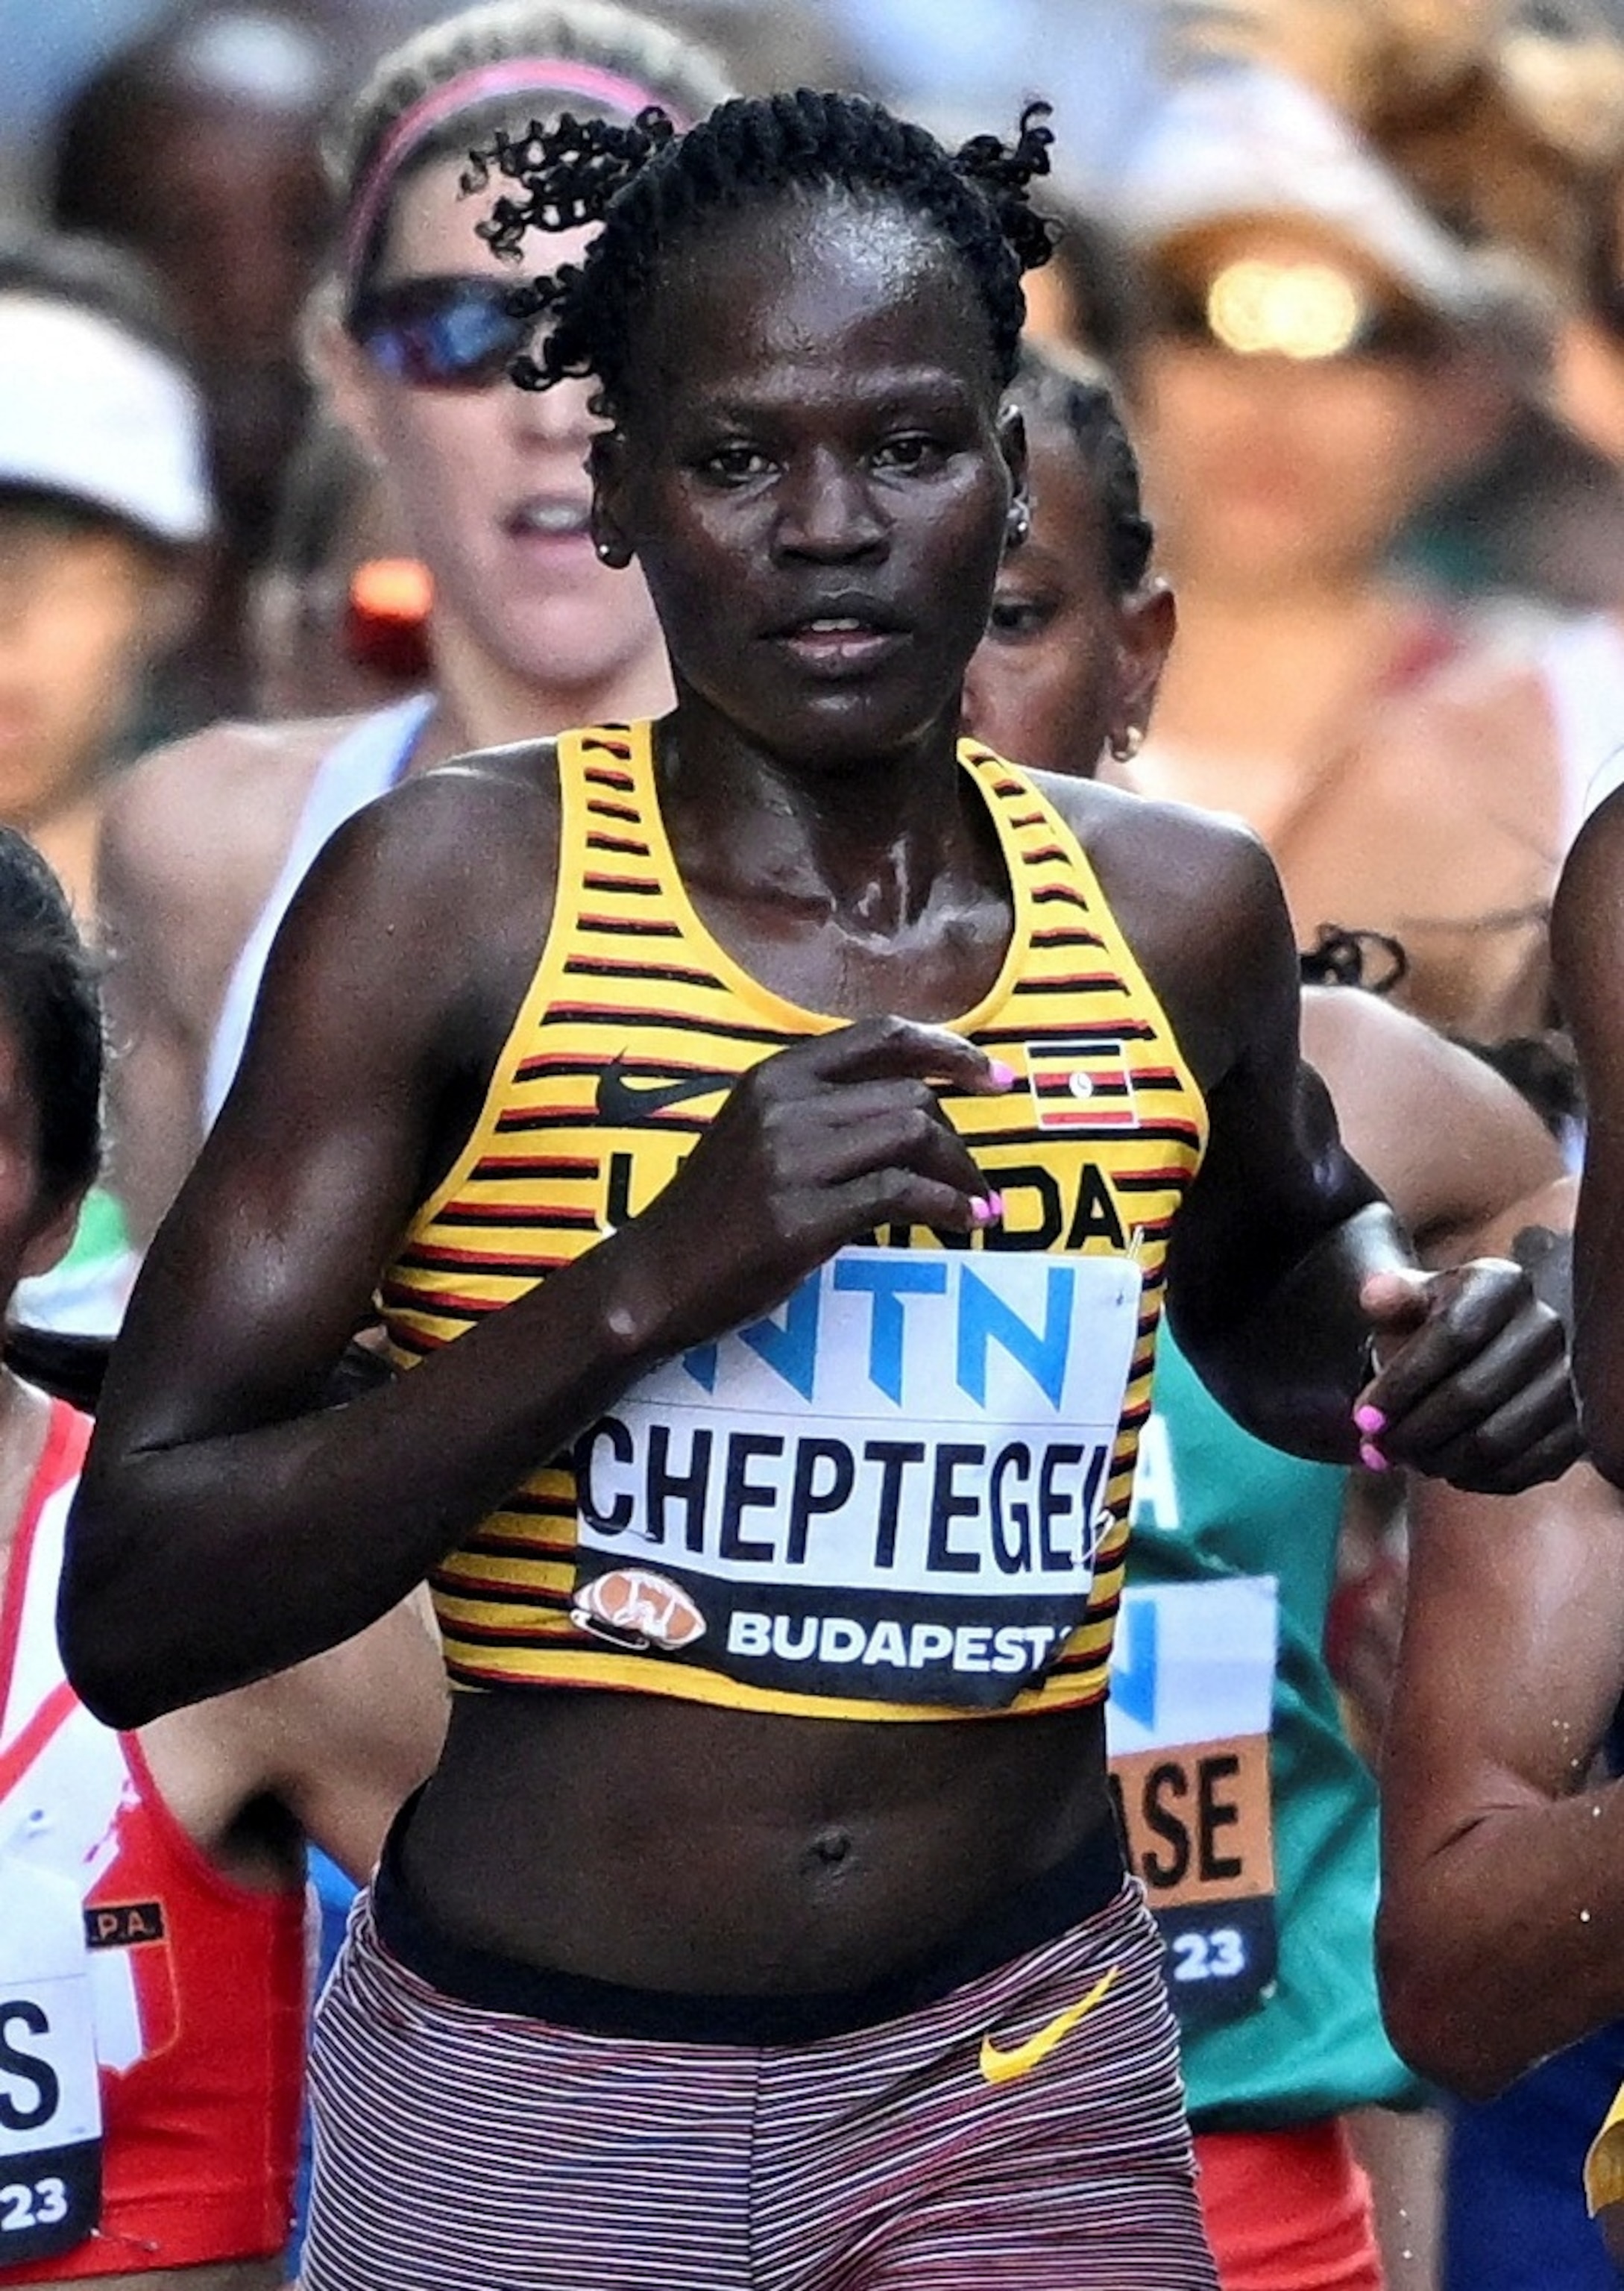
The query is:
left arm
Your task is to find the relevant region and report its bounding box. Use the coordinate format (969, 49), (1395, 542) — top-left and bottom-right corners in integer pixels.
(1064, 784), (1576, 1489)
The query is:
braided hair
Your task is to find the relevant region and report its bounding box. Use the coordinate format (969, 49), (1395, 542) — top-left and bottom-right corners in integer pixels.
(1009, 343), (1154, 598)
(0, 828), (102, 1215)
(465, 88), (1057, 416)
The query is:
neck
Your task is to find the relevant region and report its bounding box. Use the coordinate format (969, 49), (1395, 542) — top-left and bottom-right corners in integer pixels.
(0, 1368), (50, 1574)
(424, 609), (675, 759)
(658, 699), (983, 934)
(29, 791), (104, 926)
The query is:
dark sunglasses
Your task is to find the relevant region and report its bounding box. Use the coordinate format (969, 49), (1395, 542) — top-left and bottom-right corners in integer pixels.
(347, 274), (535, 389)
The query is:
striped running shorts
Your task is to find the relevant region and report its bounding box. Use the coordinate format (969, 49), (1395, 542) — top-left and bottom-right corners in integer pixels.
(303, 1873), (1218, 2290)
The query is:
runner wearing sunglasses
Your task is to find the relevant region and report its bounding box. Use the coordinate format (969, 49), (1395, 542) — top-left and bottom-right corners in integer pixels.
(95, 0), (734, 1256)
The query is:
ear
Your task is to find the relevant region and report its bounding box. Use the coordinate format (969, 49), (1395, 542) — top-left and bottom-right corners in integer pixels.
(18, 1187), (88, 1285)
(1109, 577), (1177, 753)
(306, 287), (391, 474)
(588, 431), (636, 570)
(996, 402), (1030, 544)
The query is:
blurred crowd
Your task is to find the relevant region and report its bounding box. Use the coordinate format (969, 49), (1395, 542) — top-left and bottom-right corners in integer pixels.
(7, 0), (1624, 2286)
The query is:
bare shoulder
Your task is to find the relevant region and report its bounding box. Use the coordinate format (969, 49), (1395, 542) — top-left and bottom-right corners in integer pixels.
(103, 714), (350, 878)
(1036, 767), (1272, 918)
(256, 736), (565, 1036)
(1033, 770), (1285, 1085)
(1360, 645), (1557, 810)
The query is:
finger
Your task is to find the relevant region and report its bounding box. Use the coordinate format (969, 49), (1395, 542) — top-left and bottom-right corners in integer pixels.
(1379, 1337), (1574, 1481)
(1359, 1261), (1532, 1424)
(814, 1107), (992, 1201)
(815, 1079), (957, 1133)
(1435, 1418), (1586, 1496)
(804, 1015), (1016, 1096)
(1359, 1266), (1433, 1339)
(829, 1166), (994, 1239)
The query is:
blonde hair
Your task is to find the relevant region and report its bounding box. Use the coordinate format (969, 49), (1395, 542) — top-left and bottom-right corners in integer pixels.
(327, 0), (733, 248)
(1171, 0), (1624, 301)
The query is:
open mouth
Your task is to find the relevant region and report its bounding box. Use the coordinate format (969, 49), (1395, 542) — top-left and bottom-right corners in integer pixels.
(765, 597), (909, 673)
(505, 497), (593, 542)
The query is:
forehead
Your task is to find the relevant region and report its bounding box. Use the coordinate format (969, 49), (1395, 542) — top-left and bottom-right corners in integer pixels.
(377, 154), (596, 283)
(629, 193), (1000, 420)
(1023, 421), (1107, 556)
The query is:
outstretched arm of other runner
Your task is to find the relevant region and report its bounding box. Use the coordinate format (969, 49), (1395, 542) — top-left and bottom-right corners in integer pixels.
(1553, 785), (1624, 1487)
(1379, 1178), (1624, 2096)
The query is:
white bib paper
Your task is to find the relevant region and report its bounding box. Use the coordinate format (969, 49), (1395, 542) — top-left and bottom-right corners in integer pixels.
(569, 1245), (1142, 1706)
(0, 1857), (102, 2262)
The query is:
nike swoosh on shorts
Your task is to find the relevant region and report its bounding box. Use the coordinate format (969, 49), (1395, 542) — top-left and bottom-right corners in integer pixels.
(978, 1967), (1119, 2086)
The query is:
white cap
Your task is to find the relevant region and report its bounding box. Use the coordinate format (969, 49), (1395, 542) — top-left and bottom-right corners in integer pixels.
(1112, 64), (1508, 327)
(0, 295), (213, 544)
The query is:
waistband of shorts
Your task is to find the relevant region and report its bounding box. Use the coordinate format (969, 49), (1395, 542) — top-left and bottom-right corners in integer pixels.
(371, 1796), (1125, 2046)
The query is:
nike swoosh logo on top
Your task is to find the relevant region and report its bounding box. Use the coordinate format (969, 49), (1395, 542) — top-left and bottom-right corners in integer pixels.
(595, 1057), (733, 1125)
(977, 1967), (1118, 2086)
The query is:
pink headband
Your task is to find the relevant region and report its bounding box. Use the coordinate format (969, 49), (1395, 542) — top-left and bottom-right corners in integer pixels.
(343, 55), (689, 289)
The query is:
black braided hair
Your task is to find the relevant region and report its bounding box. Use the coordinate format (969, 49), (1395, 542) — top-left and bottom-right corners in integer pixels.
(0, 828), (102, 1213)
(1009, 342), (1153, 598)
(1297, 923), (1410, 996)
(465, 88), (1057, 415)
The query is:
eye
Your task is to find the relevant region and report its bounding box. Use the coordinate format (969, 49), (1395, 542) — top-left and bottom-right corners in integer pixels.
(872, 433), (948, 474)
(986, 589), (1057, 641)
(694, 441), (774, 484)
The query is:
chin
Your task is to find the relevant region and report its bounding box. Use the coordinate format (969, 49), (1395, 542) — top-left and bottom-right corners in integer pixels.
(505, 612), (658, 696)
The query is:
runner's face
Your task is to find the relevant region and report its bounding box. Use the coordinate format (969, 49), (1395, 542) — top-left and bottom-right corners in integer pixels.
(336, 154), (664, 700)
(0, 502), (170, 828)
(0, 999), (79, 1307)
(599, 196), (1019, 770)
(963, 418), (1125, 776)
(1137, 223), (1444, 592)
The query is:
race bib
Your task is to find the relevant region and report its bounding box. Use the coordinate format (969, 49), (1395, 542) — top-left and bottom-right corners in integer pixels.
(1107, 1577), (1280, 2028)
(0, 1859), (101, 2263)
(570, 1246), (1143, 1707)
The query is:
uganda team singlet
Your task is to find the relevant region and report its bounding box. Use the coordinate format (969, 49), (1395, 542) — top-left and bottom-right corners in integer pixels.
(381, 723), (1206, 1720)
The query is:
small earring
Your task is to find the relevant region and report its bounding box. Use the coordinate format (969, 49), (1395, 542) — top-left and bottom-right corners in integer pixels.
(1005, 500), (1031, 549)
(595, 540), (617, 564)
(1110, 726), (1145, 762)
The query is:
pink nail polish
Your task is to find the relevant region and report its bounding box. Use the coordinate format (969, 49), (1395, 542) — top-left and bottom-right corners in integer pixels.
(1359, 1441), (1390, 1474)
(988, 1060), (1017, 1090)
(986, 1192), (1006, 1220)
(1353, 1404), (1387, 1436)
(970, 1196), (994, 1225)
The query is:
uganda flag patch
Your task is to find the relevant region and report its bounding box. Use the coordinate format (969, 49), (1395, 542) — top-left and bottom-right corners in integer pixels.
(1027, 1038), (1140, 1132)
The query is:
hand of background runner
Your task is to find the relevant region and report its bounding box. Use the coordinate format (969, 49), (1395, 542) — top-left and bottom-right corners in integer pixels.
(1355, 1261), (1580, 1494)
(610, 1016), (1012, 1357)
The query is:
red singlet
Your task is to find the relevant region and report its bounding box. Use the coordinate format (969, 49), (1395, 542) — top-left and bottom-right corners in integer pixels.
(0, 1400), (304, 2280)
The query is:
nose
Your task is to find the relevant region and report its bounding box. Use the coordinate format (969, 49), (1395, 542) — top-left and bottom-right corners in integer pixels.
(508, 362), (598, 448)
(775, 447), (887, 562)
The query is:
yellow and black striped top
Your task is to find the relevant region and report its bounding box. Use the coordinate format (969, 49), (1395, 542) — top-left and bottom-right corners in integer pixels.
(382, 723), (1207, 1719)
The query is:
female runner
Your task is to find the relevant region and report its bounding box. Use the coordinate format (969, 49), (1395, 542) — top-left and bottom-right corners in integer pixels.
(66, 90), (1575, 2290)
(966, 339), (1572, 2291)
(0, 826), (443, 2285)
(97, 0), (732, 1248)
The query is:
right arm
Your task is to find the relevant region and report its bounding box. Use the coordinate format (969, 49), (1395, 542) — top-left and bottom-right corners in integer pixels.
(1553, 787), (1624, 1485)
(65, 764), (1006, 1727)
